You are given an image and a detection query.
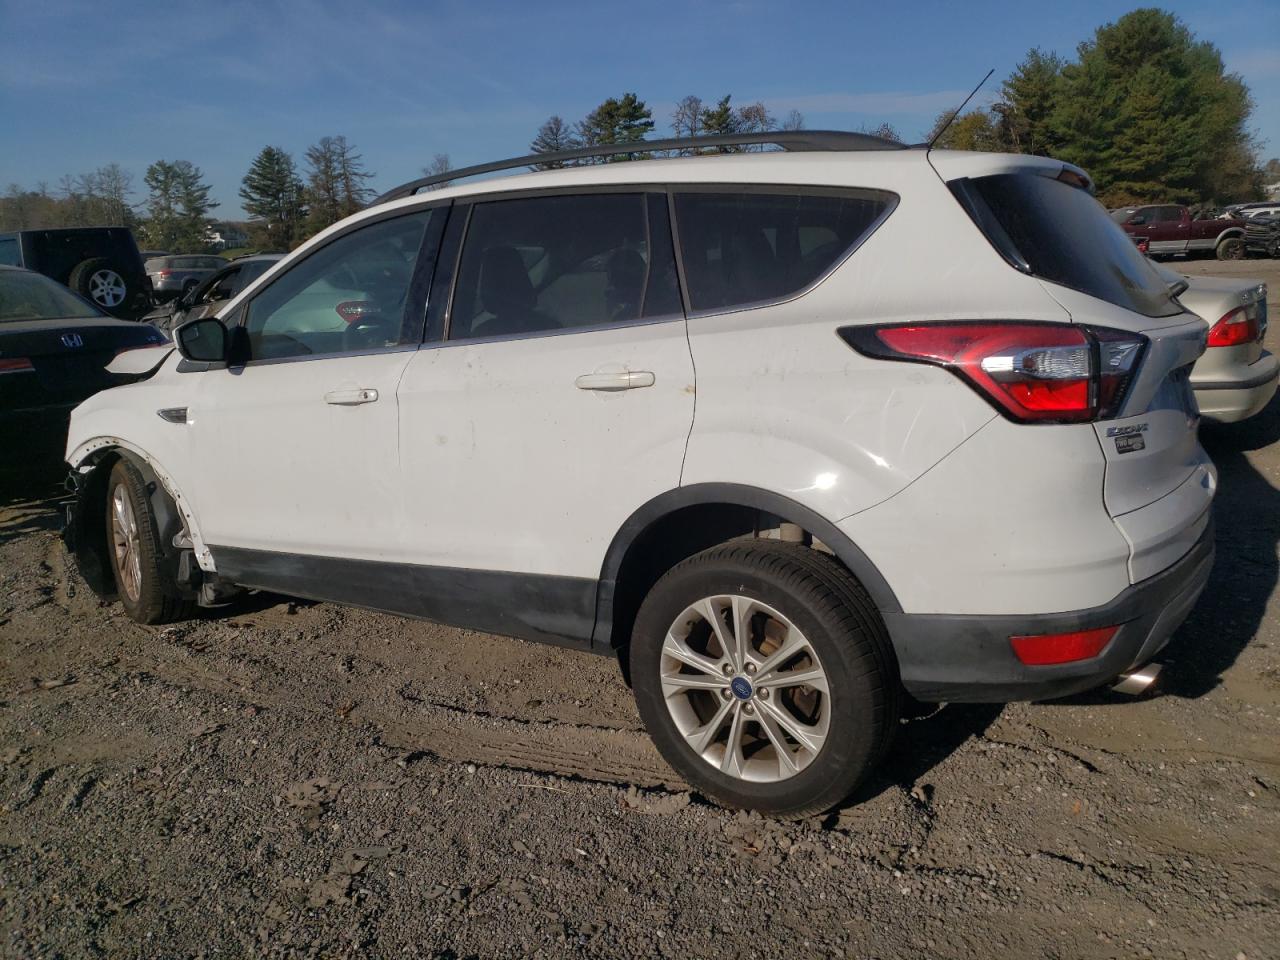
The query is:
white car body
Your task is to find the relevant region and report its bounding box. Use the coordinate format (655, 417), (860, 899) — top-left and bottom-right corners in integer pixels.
(65, 144), (1215, 708)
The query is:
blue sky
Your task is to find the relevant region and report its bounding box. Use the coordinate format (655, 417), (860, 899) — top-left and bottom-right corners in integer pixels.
(2, 0), (1277, 218)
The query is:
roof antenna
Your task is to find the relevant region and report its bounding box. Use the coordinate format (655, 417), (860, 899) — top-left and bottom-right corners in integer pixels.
(927, 68), (995, 148)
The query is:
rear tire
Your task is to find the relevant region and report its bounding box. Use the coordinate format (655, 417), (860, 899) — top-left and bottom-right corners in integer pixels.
(1216, 237), (1245, 261)
(105, 460), (195, 624)
(630, 541), (900, 817)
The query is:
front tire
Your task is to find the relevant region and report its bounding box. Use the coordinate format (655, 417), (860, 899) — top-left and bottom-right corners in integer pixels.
(1216, 237), (1245, 261)
(105, 460), (195, 624)
(630, 541), (900, 817)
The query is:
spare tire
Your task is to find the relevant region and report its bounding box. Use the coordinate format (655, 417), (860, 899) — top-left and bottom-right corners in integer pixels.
(69, 257), (142, 317)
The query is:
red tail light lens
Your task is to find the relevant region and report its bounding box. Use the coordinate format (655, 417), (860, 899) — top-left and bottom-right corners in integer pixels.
(0, 357), (35, 374)
(842, 322), (1145, 423)
(1206, 305), (1261, 347)
(157, 270), (172, 279)
(1010, 625), (1118, 665)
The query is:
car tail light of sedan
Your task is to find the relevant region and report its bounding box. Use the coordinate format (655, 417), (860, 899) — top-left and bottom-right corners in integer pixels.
(1206, 302), (1265, 347)
(0, 357), (35, 374)
(841, 321), (1146, 424)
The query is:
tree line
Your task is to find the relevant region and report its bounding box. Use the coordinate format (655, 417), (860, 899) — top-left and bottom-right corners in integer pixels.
(0, 8), (1272, 246)
(0, 134), (379, 253)
(926, 8), (1268, 205)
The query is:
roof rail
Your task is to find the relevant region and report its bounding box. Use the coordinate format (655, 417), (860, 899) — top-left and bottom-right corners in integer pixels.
(371, 130), (906, 205)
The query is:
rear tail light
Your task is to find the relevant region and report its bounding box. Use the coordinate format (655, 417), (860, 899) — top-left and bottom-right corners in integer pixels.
(156, 270), (172, 279)
(1206, 304), (1263, 347)
(0, 357), (35, 374)
(1010, 625), (1118, 665)
(841, 321), (1145, 423)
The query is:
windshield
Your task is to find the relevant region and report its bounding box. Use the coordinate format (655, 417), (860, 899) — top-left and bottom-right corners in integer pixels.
(953, 174), (1181, 318)
(0, 270), (103, 322)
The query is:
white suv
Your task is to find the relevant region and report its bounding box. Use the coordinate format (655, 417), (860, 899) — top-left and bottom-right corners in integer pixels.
(64, 132), (1216, 816)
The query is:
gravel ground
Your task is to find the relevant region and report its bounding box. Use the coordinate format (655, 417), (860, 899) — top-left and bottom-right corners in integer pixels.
(2, 259), (1279, 959)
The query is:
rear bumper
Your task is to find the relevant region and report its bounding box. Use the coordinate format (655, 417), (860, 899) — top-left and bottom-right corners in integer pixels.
(887, 519), (1214, 703)
(1192, 351), (1278, 423)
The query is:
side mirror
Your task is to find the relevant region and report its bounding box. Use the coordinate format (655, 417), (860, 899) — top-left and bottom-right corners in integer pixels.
(175, 317), (228, 363)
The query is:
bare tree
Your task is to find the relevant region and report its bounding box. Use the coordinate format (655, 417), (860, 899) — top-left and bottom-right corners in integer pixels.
(421, 153), (452, 190)
(735, 101), (775, 150)
(781, 108), (805, 131)
(530, 116), (580, 168)
(670, 95), (704, 154)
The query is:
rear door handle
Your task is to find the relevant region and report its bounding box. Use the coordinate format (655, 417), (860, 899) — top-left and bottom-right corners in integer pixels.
(575, 371), (655, 392)
(323, 387), (379, 405)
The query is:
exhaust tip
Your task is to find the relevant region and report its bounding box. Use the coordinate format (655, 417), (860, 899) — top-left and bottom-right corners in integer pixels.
(1112, 663), (1162, 696)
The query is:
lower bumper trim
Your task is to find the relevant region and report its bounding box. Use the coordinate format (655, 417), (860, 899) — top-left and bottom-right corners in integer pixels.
(886, 519), (1214, 703)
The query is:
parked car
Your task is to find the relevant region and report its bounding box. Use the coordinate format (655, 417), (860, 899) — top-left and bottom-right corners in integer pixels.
(64, 133), (1215, 816)
(1244, 215), (1280, 259)
(0, 266), (168, 451)
(1225, 202), (1280, 219)
(1111, 204), (1247, 260)
(0, 227), (152, 319)
(1149, 263), (1275, 422)
(145, 254), (227, 302)
(143, 254), (283, 330)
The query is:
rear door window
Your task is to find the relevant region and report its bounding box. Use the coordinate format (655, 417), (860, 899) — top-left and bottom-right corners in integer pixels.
(0, 239), (19, 266)
(448, 192), (681, 340)
(672, 188), (896, 313)
(953, 173), (1181, 318)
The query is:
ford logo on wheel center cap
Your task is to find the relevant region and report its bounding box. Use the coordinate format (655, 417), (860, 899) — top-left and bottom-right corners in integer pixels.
(730, 676), (753, 700)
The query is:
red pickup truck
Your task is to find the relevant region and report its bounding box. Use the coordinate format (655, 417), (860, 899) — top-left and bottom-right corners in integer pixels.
(1111, 204), (1247, 260)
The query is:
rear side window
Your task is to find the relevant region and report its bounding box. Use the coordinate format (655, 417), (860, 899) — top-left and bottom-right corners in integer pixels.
(673, 188), (895, 312)
(954, 173), (1181, 318)
(0, 239), (19, 266)
(449, 192), (681, 340)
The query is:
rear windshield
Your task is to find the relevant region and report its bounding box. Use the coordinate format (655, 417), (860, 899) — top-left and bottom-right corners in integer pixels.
(0, 270), (102, 321)
(953, 174), (1180, 318)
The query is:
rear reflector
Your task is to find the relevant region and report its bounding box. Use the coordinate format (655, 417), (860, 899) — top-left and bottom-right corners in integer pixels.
(842, 322), (1145, 423)
(1009, 626), (1118, 665)
(0, 357), (35, 374)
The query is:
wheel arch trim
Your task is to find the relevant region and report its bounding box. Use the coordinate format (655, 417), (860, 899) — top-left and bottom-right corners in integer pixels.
(593, 483), (903, 650)
(69, 437), (212, 572)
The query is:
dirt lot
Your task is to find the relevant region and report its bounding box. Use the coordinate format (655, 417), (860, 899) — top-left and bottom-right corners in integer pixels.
(2, 259), (1279, 959)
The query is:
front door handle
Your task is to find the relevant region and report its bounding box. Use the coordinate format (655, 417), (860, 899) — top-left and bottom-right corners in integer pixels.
(323, 387), (379, 406)
(575, 370), (655, 392)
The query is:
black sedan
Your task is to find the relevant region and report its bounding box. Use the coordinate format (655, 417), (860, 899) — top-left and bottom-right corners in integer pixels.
(1, 265), (169, 455)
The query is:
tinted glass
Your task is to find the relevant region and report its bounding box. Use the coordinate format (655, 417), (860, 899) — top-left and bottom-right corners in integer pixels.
(1153, 206), (1183, 223)
(245, 212), (432, 360)
(0, 269), (101, 321)
(958, 174), (1180, 318)
(449, 192), (679, 340)
(199, 267), (240, 304)
(0, 239), (19, 267)
(673, 189), (894, 312)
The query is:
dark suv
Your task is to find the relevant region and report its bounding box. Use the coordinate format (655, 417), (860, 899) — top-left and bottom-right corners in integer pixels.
(0, 227), (151, 320)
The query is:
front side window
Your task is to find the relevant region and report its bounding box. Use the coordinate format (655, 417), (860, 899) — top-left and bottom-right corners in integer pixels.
(448, 192), (680, 340)
(245, 211), (434, 360)
(673, 188), (896, 313)
(199, 267), (240, 305)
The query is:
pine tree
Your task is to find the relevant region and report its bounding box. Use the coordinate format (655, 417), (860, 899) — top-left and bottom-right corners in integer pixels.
(1048, 9), (1259, 204)
(530, 116), (580, 168)
(142, 160), (216, 252)
(576, 93), (655, 161)
(993, 48), (1065, 156)
(240, 146), (305, 250)
(305, 135), (374, 234)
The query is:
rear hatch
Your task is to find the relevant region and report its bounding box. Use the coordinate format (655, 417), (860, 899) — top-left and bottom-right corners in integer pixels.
(0, 316), (167, 410)
(937, 156), (1213, 582)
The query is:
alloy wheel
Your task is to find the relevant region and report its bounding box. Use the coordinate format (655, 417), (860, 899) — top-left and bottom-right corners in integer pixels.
(89, 269), (127, 307)
(660, 594), (830, 783)
(110, 484), (142, 602)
